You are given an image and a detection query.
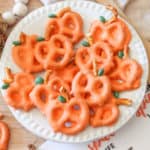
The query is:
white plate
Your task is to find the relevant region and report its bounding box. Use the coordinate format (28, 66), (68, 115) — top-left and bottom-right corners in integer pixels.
(0, 0), (149, 143)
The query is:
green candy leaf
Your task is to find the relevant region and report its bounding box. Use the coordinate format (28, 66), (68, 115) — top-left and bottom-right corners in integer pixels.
(1, 83), (9, 89)
(35, 77), (44, 85)
(81, 41), (90, 47)
(99, 16), (106, 23)
(48, 14), (57, 18)
(37, 37), (45, 42)
(13, 41), (21, 46)
(58, 96), (66, 103)
(113, 91), (119, 98)
(98, 68), (104, 76)
(118, 51), (124, 58)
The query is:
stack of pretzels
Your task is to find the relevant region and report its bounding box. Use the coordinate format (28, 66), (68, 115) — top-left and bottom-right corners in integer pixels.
(2, 6), (143, 135)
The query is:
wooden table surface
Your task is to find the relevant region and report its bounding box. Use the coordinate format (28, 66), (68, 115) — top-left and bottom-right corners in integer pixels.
(0, 0), (149, 150)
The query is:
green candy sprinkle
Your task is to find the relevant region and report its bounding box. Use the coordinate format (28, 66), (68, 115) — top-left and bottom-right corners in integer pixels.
(58, 96), (66, 103)
(35, 77), (44, 85)
(99, 16), (106, 23)
(118, 51), (124, 58)
(81, 41), (90, 47)
(37, 37), (45, 42)
(1, 83), (9, 89)
(13, 41), (21, 46)
(113, 91), (119, 98)
(98, 68), (104, 76)
(48, 14), (57, 18)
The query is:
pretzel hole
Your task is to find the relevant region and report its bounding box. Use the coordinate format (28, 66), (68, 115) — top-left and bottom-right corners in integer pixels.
(111, 75), (125, 83)
(47, 23), (59, 38)
(51, 80), (62, 91)
(24, 88), (33, 100)
(38, 45), (49, 59)
(64, 120), (76, 128)
(80, 92), (91, 99)
(95, 47), (107, 59)
(38, 89), (48, 103)
(73, 104), (80, 110)
(52, 108), (64, 121)
(78, 75), (88, 87)
(84, 92), (91, 99)
(116, 80), (123, 84)
(63, 32), (73, 39)
(53, 54), (64, 62)
(65, 121), (72, 128)
(80, 50), (90, 63)
(53, 39), (64, 48)
(90, 108), (95, 116)
(64, 18), (75, 29)
(51, 23), (59, 33)
(33, 57), (41, 65)
(70, 104), (81, 118)
(113, 58), (119, 67)
(93, 81), (103, 93)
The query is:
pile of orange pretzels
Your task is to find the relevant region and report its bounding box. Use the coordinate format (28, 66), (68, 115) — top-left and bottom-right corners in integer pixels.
(2, 6), (143, 136)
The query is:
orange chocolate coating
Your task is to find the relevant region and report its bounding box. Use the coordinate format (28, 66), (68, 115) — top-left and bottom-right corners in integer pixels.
(4, 72), (35, 111)
(12, 33), (43, 73)
(45, 7), (84, 44)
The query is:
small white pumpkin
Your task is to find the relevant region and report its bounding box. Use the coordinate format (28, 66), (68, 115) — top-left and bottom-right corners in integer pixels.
(14, 0), (29, 4)
(2, 11), (17, 25)
(13, 2), (28, 17)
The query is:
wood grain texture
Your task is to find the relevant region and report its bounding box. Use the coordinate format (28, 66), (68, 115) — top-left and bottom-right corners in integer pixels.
(0, 0), (149, 150)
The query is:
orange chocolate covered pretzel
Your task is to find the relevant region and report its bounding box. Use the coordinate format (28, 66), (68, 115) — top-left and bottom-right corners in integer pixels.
(45, 7), (84, 44)
(0, 121), (10, 150)
(12, 32), (43, 73)
(90, 94), (132, 127)
(30, 84), (51, 113)
(90, 103), (119, 127)
(90, 18), (131, 52)
(109, 57), (143, 91)
(30, 75), (70, 113)
(4, 72), (35, 111)
(35, 34), (74, 69)
(76, 42), (114, 74)
(72, 71), (111, 106)
(45, 98), (89, 135)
